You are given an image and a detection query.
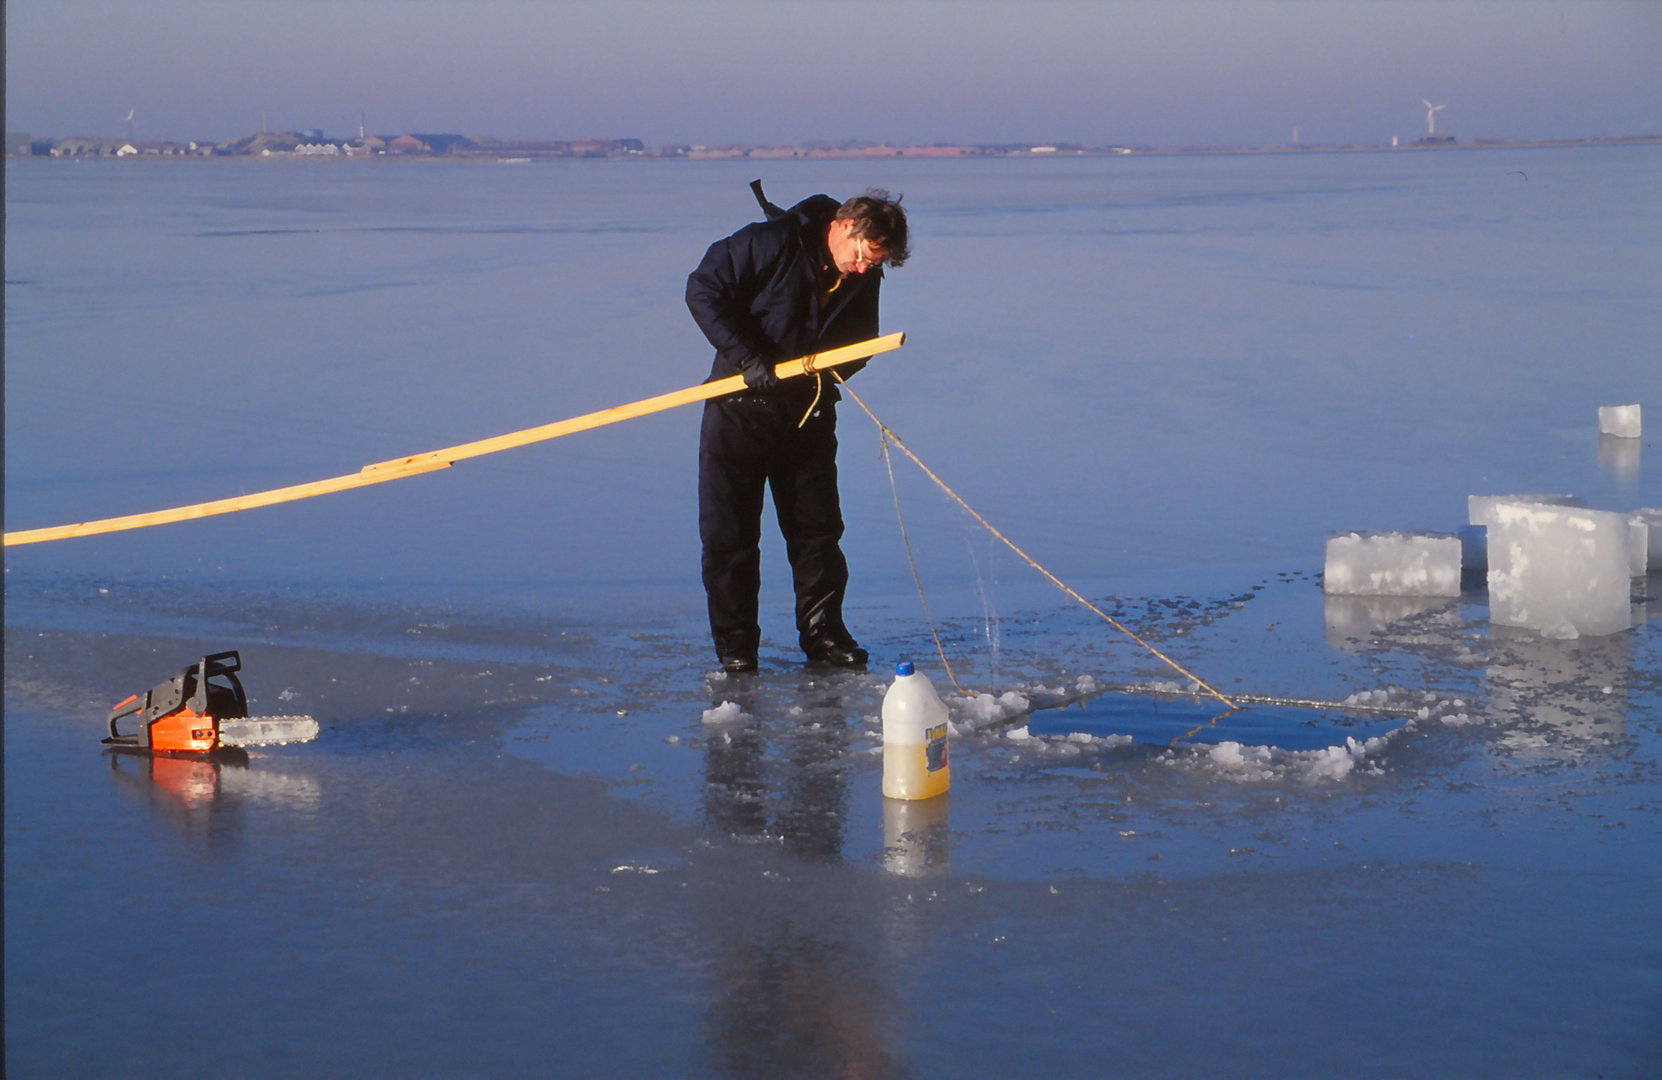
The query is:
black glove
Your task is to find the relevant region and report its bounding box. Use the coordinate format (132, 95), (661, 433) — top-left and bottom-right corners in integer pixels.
(736, 354), (779, 392)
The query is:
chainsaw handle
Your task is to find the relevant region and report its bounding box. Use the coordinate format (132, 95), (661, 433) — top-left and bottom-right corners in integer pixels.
(108, 694), (142, 739)
(188, 651), (243, 716)
(200, 651), (241, 675)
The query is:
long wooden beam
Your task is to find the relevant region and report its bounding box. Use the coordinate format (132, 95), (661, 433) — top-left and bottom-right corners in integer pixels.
(5, 333), (904, 546)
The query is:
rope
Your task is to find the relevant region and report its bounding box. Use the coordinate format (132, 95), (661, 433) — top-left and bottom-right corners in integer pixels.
(797, 352), (824, 429)
(876, 431), (971, 696)
(832, 372), (1237, 715)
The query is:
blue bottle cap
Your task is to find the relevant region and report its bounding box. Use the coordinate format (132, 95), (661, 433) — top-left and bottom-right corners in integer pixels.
(895, 661), (914, 676)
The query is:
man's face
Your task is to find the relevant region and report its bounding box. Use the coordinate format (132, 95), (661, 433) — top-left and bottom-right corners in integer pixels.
(828, 218), (886, 276)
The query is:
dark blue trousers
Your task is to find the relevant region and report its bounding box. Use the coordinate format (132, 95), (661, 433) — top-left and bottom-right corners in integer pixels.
(698, 395), (849, 657)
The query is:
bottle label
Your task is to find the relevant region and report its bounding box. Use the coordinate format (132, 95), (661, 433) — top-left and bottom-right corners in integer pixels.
(925, 724), (948, 772)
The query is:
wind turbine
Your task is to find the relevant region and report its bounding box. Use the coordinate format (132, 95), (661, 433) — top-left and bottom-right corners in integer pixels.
(1421, 99), (1446, 136)
(121, 108), (136, 142)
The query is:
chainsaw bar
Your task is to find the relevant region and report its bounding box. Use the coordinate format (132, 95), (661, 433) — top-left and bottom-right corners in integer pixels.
(217, 716), (320, 747)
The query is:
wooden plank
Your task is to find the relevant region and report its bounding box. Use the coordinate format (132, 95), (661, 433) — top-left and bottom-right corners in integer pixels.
(5, 333), (905, 546)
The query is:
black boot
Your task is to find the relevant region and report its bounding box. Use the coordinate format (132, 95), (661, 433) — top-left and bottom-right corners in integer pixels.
(801, 625), (867, 668)
(718, 651), (759, 675)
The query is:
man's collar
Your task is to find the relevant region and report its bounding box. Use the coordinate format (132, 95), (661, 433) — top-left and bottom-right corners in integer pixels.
(815, 223), (842, 288)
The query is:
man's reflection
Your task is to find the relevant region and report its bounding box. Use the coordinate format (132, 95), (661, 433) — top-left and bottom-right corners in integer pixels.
(699, 685), (909, 1077)
(701, 692), (851, 861)
(705, 925), (908, 1080)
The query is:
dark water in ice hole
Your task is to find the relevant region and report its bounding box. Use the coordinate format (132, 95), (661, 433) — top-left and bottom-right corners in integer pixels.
(1026, 690), (1410, 750)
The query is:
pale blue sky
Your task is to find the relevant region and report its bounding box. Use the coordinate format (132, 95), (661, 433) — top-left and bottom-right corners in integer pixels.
(6, 1), (1658, 146)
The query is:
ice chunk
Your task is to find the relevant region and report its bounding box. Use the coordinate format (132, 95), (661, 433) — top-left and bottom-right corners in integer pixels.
(1486, 502), (1631, 637)
(1467, 495), (1585, 574)
(1628, 518), (1649, 577)
(1598, 403), (1641, 438)
(1323, 532), (1460, 596)
(1468, 493), (1581, 527)
(1632, 509), (1662, 569)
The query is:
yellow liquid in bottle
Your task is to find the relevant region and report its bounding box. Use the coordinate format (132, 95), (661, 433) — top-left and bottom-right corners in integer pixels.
(882, 723), (949, 800)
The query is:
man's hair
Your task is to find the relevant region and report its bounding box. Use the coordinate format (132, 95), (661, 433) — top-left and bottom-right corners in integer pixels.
(836, 189), (910, 267)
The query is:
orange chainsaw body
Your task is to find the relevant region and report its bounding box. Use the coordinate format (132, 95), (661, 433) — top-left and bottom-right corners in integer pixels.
(105, 651), (248, 757)
(108, 694), (222, 753)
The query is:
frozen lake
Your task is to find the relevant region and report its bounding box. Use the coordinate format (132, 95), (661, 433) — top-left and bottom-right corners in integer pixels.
(6, 147), (1661, 1077)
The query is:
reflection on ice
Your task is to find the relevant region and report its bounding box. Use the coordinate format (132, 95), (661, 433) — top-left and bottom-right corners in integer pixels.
(881, 794), (951, 877)
(700, 694), (852, 862)
(218, 761), (323, 808)
(704, 921), (903, 1079)
(106, 751), (321, 850)
(1485, 625), (1630, 745)
(1323, 594), (1460, 652)
(1635, 572), (1662, 625)
(1597, 432), (1640, 479)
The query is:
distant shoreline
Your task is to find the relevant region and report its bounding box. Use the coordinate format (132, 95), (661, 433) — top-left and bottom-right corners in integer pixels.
(8, 132), (1658, 163)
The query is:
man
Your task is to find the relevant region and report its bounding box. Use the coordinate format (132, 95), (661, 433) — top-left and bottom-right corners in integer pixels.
(687, 183), (909, 674)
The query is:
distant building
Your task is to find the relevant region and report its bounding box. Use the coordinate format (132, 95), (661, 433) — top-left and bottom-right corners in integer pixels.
(409, 133), (475, 154)
(565, 138), (642, 156)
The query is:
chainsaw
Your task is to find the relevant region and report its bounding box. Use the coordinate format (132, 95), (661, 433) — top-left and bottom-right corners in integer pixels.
(104, 650), (318, 756)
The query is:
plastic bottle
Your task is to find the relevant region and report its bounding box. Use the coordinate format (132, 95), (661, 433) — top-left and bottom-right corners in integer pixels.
(881, 661), (950, 800)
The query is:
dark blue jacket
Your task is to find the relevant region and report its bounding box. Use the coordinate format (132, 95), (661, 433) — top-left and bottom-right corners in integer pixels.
(686, 193), (882, 402)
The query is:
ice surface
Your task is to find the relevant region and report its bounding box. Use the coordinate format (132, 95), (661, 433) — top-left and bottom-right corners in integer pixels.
(1322, 532), (1461, 596)
(1486, 502), (1632, 637)
(1597, 403), (1641, 438)
(7, 147), (1662, 1080)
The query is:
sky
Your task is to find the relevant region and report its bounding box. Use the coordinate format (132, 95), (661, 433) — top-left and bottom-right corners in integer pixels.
(5, 0), (1659, 147)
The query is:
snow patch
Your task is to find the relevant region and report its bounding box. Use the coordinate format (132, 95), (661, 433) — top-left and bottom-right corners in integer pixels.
(1172, 733), (1393, 784)
(956, 690), (1031, 729)
(700, 701), (749, 725)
